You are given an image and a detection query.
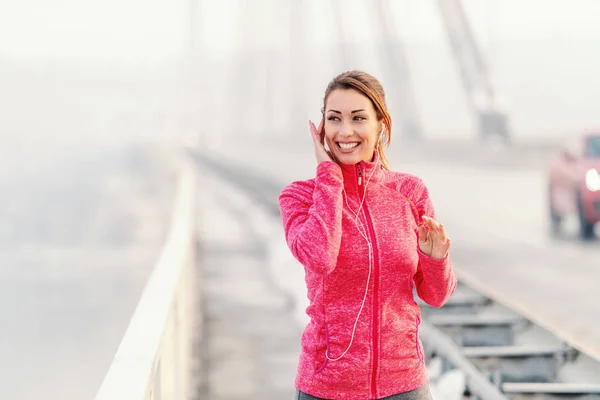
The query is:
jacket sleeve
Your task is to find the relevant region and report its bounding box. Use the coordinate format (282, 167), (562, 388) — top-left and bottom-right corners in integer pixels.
(410, 177), (457, 308)
(278, 161), (344, 276)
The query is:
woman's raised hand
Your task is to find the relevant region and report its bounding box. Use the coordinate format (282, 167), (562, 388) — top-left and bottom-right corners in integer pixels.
(417, 216), (451, 260)
(309, 120), (333, 164)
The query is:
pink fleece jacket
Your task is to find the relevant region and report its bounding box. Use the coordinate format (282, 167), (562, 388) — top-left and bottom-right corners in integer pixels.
(278, 151), (457, 399)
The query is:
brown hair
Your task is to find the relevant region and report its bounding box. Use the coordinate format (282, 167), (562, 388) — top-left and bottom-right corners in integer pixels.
(322, 70), (392, 170)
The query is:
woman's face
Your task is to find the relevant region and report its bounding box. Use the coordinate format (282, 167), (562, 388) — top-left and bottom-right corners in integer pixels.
(324, 88), (381, 165)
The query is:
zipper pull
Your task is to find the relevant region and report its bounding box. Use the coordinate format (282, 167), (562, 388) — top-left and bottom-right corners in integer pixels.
(358, 167), (363, 186)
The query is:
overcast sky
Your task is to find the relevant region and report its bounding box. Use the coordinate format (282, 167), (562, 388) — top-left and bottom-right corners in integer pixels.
(1, 0), (599, 65)
(1, 0), (599, 138)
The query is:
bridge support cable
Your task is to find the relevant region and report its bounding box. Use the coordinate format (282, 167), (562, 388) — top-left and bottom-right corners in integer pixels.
(435, 0), (511, 143)
(330, 0), (352, 71)
(371, 0), (423, 140)
(288, 0), (310, 138)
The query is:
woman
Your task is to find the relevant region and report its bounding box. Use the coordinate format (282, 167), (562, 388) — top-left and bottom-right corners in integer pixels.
(278, 70), (456, 400)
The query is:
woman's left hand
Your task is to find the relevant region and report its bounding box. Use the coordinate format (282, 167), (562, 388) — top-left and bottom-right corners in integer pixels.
(417, 216), (451, 259)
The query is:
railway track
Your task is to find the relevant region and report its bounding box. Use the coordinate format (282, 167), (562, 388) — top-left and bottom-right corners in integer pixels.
(192, 149), (600, 400)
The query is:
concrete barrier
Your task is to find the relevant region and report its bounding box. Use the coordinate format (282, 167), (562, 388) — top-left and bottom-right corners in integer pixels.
(95, 156), (198, 400)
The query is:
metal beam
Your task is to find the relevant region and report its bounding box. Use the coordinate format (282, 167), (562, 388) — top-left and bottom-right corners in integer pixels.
(372, 0), (423, 140)
(420, 321), (509, 400)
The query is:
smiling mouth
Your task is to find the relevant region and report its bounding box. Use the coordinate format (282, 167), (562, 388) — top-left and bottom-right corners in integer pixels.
(337, 142), (360, 150)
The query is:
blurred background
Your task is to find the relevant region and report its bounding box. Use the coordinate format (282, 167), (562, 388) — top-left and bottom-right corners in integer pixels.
(1, 0), (599, 399)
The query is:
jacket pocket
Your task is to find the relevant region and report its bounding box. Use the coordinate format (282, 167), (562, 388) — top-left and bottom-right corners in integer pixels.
(415, 314), (424, 364)
(314, 323), (329, 374)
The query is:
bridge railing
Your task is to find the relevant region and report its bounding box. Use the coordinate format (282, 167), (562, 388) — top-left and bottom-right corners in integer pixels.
(95, 155), (199, 400)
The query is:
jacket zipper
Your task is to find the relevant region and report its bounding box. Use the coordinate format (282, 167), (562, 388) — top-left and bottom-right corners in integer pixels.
(358, 167), (363, 186)
(358, 164), (380, 399)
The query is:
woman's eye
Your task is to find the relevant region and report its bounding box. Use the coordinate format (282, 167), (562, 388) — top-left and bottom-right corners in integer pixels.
(354, 116), (366, 121)
(327, 116), (339, 121)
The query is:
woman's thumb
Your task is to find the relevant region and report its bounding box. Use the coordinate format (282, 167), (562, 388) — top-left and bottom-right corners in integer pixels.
(417, 224), (427, 243)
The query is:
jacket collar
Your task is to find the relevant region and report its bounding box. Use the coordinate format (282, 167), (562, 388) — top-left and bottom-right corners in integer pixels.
(338, 149), (384, 192)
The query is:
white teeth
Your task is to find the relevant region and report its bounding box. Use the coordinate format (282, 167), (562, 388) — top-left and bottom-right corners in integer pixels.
(339, 142), (359, 149)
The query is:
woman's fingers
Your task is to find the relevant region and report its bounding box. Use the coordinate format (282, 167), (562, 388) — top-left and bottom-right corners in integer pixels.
(439, 223), (448, 243)
(317, 119), (324, 143)
(310, 120), (333, 163)
(419, 216), (451, 259)
(422, 216), (444, 236)
(417, 224), (428, 244)
(422, 216), (450, 244)
(310, 120), (325, 145)
(422, 216), (438, 229)
(309, 121), (319, 141)
(308, 121), (325, 152)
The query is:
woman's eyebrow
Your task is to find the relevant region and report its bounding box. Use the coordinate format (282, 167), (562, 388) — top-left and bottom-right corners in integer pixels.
(326, 109), (366, 114)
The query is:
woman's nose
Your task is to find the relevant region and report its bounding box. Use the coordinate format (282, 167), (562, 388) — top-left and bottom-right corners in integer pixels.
(339, 122), (353, 137)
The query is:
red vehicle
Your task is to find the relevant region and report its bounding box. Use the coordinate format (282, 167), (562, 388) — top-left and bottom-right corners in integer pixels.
(548, 133), (600, 238)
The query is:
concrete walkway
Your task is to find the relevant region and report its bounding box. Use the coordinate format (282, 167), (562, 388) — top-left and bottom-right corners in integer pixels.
(194, 171), (301, 400)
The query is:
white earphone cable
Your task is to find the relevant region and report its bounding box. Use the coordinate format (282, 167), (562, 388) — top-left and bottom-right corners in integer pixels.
(326, 155), (379, 361)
